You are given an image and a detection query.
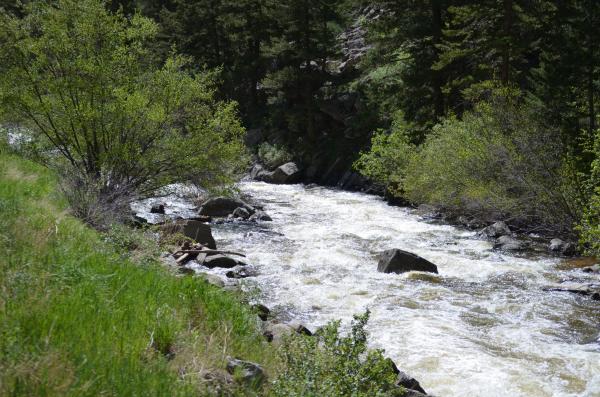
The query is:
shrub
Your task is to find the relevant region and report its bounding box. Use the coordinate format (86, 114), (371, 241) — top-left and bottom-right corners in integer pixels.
(353, 112), (415, 196)
(0, 0), (248, 224)
(403, 85), (581, 234)
(271, 311), (403, 397)
(577, 128), (600, 254)
(257, 142), (293, 170)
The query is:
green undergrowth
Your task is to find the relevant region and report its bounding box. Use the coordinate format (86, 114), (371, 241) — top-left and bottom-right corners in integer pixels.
(0, 148), (276, 396)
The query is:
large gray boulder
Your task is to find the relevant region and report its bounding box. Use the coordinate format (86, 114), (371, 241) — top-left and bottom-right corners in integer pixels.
(479, 221), (511, 238)
(204, 255), (243, 269)
(259, 162), (301, 184)
(377, 249), (438, 274)
(160, 220), (216, 249)
(493, 235), (526, 251)
(199, 197), (253, 217)
(549, 238), (576, 256)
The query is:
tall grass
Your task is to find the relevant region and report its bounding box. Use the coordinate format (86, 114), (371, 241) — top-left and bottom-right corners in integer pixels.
(0, 147), (275, 396)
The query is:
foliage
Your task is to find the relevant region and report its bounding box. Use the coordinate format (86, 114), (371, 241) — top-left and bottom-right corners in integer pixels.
(257, 142), (293, 170)
(402, 85), (581, 234)
(272, 310), (403, 397)
(353, 112), (415, 195)
(577, 128), (600, 254)
(0, 0), (248, 220)
(0, 150), (276, 396)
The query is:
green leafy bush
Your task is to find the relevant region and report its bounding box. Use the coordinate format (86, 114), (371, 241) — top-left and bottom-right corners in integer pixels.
(272, 311), (403, 397)
(257, 142), (292, 170)
(577, 128), (600, 254)
(353, 112), (415, 196)
(403, 85), (581, 233)
(0, 0), (248, 224)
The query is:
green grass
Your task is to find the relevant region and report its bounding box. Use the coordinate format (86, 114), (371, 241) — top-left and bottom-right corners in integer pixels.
(0, 148), (276, 396)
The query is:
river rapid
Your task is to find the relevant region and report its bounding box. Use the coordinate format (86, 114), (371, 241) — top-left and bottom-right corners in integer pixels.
(208, 181), (600, 397)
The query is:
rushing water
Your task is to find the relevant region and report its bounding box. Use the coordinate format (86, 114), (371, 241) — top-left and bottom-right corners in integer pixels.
(209, 181), (599, 397)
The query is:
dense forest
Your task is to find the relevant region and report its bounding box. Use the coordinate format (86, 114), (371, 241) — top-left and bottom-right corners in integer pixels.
(1, 0), (599, 251)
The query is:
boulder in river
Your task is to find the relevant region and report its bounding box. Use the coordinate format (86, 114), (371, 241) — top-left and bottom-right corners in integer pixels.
(161, 220), (216, 249)
(204, 255), (243, 269)
(249, 164), (270, 180)
(225, 267), (257, 279)
(249, 210), (272, 222)
(582, 264), (600, 274)
(226, 357), (265, 385)
(232, 207), (251, 220)
(150, 203), (165, 214)
(258, 162), (301, 184)
(479, 221), (511, 238)
(377, 249), (438, 274)
(199, 196), (254, 217)
(548, 238), (576, 256)
(493, 235), (526, 251)
(543, 282), (600, 301)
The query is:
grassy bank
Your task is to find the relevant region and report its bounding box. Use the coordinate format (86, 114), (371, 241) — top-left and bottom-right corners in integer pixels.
(0, 148), (276, 396)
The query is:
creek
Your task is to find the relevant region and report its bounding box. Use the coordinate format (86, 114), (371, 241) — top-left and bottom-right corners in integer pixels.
(209, 181), (599, 397)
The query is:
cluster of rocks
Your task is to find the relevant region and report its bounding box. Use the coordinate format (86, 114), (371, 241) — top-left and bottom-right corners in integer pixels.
(199, 196), (272, 222)
(249, 162), (302, 185)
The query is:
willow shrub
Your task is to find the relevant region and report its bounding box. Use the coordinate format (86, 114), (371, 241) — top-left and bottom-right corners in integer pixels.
(0, 0), (248, 224)
(353, 112), (415, 196)
(356, 85), (582, 234)
(403, 86), (582, 234)
(577, 128), (600, 254)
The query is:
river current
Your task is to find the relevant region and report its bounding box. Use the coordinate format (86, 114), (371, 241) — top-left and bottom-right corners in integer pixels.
(208, 181), (599, 397)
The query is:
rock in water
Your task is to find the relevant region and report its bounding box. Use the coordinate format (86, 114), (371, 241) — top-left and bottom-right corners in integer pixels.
(259, 162), (301, 184)
(199, 197), (253, 217)
(150, 203), (165, 214)
(160, 220), (216, 249)
(479, 221), (511, 238)
(226, 357), (265, 385)
(232, 207), (251, 220)
(203, 255), (241, 269)
(396, 370), (428, 395)
(377, 249), (438, 274)
(549, 238), (576, 256)
(493, 235), (526, 251)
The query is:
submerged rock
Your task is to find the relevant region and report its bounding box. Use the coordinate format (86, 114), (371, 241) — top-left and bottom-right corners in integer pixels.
(377, 249), (438, 274)
(199, 196), (253, 217)
(249, 210), (272, 222)
(543, 282), (600, 300)
(225, 267), (257, 279)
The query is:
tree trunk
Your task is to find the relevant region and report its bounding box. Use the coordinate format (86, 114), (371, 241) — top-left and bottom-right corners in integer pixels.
(431, 0), (444, 119)
(501, 0), (513, 85)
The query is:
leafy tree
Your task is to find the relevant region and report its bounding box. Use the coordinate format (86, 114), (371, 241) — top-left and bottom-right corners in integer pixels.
(0, 0), (247, 219)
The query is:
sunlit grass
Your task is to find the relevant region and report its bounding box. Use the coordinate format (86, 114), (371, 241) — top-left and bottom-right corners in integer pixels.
(0, 148), (276, 396)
